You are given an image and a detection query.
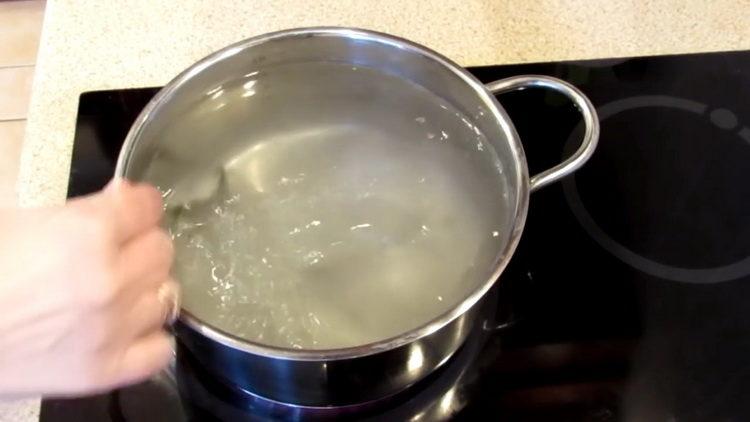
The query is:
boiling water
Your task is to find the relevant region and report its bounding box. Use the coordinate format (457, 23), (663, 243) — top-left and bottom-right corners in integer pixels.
(146, 63), (512, 349)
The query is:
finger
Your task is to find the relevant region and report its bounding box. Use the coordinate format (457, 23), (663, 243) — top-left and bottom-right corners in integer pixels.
(118, 228), (174, 292)
(158, 280), (181, 326)
(117, 331), (173, 386)
(126, 278), (180, 340)
(106, 179), (164, 243)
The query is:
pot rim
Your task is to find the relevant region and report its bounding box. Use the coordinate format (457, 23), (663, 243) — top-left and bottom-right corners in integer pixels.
(115, 26), (530, 361)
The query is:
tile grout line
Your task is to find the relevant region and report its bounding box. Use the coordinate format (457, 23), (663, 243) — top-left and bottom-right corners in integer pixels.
(0, 63), (36, 123)
(0, 64), (35, 70)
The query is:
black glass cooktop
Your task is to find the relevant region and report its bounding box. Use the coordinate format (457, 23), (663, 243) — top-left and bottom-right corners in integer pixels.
(42, 49), (750, 421)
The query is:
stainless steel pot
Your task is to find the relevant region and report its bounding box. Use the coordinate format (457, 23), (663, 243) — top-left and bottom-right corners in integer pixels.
(115, 27), (599, 407)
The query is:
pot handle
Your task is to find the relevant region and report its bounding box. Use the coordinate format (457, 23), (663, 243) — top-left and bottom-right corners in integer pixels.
(485, 75), (600, 192)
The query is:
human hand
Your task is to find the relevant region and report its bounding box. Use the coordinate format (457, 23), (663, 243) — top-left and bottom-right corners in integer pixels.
(0, 180), (178, 397)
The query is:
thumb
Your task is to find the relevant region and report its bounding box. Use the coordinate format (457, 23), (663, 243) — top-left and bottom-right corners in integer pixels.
(102, 178), (165, 243)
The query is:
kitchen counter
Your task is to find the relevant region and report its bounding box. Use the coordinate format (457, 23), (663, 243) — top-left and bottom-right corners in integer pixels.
(8, 0), (750, 420)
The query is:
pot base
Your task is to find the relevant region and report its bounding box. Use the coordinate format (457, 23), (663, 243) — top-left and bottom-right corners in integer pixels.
(172, 291), (498, 420)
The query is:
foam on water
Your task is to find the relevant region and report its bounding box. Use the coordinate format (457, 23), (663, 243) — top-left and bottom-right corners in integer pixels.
(148, 62), (512, 349)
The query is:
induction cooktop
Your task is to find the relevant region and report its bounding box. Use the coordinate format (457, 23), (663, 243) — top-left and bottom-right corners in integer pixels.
(42, 49), (750, 421)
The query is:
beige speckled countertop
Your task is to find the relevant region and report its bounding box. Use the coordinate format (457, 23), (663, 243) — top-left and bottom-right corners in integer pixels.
(7, 0), (750, 419)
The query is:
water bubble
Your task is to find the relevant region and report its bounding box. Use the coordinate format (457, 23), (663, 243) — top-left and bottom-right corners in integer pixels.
(303, 250), (325, 266)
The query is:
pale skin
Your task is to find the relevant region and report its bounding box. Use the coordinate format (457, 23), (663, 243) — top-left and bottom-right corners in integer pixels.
(0, 179), (177, 398)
